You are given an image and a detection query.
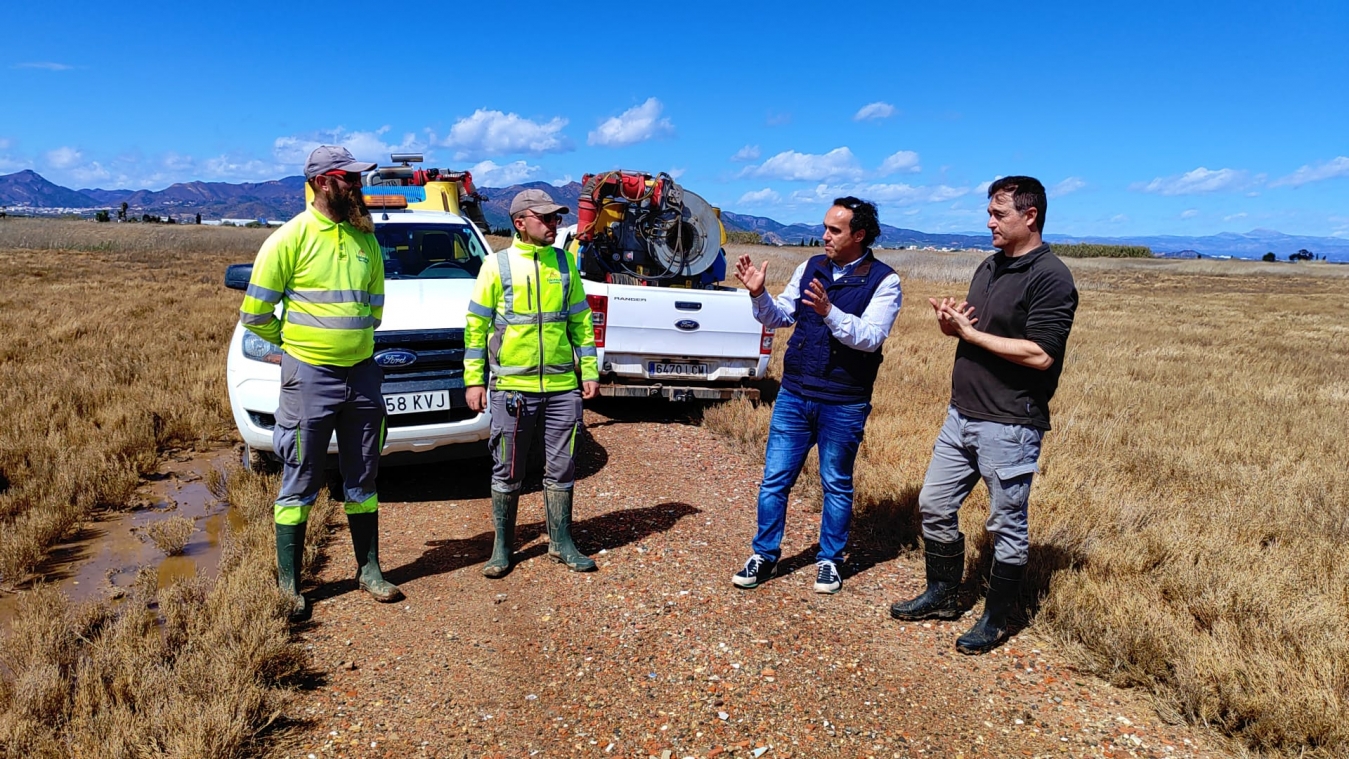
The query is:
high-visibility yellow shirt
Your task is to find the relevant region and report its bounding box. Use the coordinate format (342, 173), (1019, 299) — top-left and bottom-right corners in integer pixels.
(238, 206), (384, 367)
(464, 237), (599, 392)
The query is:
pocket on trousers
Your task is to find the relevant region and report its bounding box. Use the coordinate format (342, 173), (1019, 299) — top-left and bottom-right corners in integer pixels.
(994, 462), (1040, 481)
(273, 424), (300, 468)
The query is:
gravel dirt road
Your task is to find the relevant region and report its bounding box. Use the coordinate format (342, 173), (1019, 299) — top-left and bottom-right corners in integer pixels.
(282, 400), (1230, 759)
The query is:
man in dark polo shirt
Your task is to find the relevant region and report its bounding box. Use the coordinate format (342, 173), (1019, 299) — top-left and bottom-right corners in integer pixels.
(890, 176), (1077, 654)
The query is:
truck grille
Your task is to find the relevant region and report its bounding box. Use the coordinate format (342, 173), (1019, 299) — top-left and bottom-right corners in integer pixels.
(375, 328), (474, 429)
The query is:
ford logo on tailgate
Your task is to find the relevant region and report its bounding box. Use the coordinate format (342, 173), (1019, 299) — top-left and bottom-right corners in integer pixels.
(374, 349), (418, 367)
(675, 319), (700, 332)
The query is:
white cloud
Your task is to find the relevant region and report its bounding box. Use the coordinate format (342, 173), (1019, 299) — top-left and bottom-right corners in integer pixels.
(1180, 209), (1199, 219)
(273, 126), (425, 168)
(0, 138), (11, 150)
(69, 162), (112, 184)
(731, 145), (761, 162)
(13, 62), (73, 71)
(854, 102), (896, 121)
(1224, 212), (1248, 222)
(1133, 167), (1250, 195)
(162, 152), (195, 172)
(1050, 177), (1086, 197)
(787, 181), (971, 207)
(441, 109), (570, 160)
(737, 188), (781, 206)
(1109, 214), (1128, 223)
(588, 98), (674, 148)
(468, 159), (541, 187)
(46, 146), (83, 169)
(668, 167), (686, 179)
(1271, 156), (1349, 188)
(878, 150), (921, 176)
(743, 147), (864, 182)
(203, 155), (289, 182)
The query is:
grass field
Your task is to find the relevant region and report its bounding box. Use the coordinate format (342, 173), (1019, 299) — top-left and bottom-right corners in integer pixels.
(0, 220), (1346, 756)
(707, 244), (1349, 756)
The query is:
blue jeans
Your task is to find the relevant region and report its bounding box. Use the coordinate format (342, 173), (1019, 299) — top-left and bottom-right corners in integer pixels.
(751, 387), (871, 564)
(918, 405), (1043, 565)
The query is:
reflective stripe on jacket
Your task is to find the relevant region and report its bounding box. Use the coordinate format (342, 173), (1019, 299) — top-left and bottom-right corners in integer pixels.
(238, 206), (385, 367)
(464, 238), (599, 392)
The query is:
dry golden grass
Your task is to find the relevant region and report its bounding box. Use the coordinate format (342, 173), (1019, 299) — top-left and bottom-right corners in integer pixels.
(709, 244), (1349, 757)
(0, 218), (335, 756)
(146, 515), (195, 556)
(0, 219), (270, 584)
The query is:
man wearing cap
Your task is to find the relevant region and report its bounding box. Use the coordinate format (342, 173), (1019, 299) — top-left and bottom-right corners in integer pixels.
(464, 189), (601, 578)
(239, 145), (403, 622)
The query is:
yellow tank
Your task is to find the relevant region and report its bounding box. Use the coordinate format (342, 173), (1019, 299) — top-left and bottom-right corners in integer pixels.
(304, 180), (466, 216)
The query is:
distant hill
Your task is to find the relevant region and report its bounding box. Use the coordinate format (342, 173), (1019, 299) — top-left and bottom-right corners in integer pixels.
(0, 169), (101, 209)
(1045, 229), (1349, 261)
(4, 169), (1348, 260)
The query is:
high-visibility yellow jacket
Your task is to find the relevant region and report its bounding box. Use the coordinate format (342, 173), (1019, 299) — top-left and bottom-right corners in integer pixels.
(465, 238), (599, 392)
(238, 207), (384, 367)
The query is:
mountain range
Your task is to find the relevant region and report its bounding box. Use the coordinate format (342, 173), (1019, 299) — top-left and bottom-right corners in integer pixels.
(3, 169), (1346, 261)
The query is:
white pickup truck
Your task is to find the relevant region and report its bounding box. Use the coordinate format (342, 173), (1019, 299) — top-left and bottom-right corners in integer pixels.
(582, 279), (771, 401)
(550, 222), (771, 402)
(224, 205), (494, 467)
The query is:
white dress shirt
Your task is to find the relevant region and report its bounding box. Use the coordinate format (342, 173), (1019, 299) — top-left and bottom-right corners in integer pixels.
(750, 255), (902, 352)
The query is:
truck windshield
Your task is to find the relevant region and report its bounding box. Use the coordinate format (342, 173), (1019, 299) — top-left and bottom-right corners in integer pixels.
(375, 223), (488, 280)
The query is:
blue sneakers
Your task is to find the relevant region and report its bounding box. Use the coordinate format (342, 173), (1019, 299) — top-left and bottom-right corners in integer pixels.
(732, 554), (777, 589)
(813, 560), (842, 594)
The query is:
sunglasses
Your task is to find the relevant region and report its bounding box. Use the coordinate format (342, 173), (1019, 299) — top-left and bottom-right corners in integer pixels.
(321, 171), (362, 186)
(527, 211), (563, 225)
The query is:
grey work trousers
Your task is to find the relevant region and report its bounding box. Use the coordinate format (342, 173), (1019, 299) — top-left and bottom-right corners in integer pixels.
(488, 388), (583, 493)
(918, 405), (1044, 565)
(272, 353), (385, 525)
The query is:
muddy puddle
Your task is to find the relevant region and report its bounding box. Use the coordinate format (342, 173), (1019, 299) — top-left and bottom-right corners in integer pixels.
(0, 447), (242, 625)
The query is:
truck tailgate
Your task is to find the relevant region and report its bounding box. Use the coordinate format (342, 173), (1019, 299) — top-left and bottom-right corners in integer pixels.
(603, 285), (761, 358)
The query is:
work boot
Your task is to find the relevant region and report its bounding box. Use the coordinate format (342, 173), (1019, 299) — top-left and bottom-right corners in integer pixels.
(275, 521), (310, 623)
(482, 490), (519, 578)
(544, 487), (596, 572)
(890, 535), (965, 621)
(347, 511), (404, 602)
(956, 560), (1026, 655)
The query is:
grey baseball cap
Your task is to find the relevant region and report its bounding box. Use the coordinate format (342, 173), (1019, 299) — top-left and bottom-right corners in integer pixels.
(510, 188), (570, 218)
(303, 145), (376, 180)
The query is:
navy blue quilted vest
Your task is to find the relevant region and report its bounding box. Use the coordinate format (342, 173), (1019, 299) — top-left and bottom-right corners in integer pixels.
(780, 251), (894, 403)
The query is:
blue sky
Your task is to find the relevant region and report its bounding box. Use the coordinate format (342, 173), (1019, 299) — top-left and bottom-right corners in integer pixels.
(2, 1), (1346, 237)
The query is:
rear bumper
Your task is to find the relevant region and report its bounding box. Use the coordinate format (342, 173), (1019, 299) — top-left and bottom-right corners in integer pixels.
(595, 382), (760, 402)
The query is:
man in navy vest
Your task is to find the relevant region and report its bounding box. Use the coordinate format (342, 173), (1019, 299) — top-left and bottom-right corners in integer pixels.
(732, 197), (902, 594)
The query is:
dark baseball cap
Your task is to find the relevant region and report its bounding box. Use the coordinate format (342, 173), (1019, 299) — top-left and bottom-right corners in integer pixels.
(304, 145), (376, 180)
(509, 188), (570, 218)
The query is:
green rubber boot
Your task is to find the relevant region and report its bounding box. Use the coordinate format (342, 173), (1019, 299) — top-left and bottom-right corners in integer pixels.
(544, 487), (596, 572)
(347, 511), (404, 602)
(483, 490), (519, 578)
(275, 521), (310, 623)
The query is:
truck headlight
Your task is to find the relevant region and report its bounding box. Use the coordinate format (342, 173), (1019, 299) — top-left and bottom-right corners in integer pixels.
(242, 331), (283, 364)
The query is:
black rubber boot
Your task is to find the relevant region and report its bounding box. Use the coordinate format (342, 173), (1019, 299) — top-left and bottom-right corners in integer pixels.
(890, 535), (965, 621)
(347, 511), (404, 602)
(482, 490), (519, 578)
(544, 487), (596, 572)
(956, 560), (1025, 655)
(275, 522), (310, 623)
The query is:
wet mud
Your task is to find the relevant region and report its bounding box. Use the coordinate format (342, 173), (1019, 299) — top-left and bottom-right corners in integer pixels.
(0, 447), (240, 625)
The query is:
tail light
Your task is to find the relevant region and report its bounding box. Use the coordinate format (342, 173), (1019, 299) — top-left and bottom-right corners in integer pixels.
(587, 294), (608, 347)
(760, 326), (773, 355)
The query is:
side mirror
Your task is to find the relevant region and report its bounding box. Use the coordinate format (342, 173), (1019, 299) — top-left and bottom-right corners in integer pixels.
(225, 263), (253, 291)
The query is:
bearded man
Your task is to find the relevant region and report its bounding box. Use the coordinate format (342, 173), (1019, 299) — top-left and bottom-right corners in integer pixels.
(239, 145), (403, 622)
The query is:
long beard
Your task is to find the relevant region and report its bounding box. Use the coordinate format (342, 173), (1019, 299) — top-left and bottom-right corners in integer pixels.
(329, 185), (374, 233)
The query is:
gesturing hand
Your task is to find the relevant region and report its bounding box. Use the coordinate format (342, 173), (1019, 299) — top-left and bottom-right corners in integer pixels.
(801, 278), (831, 316)
(735, 254), (768, 297)
(929, 297), (978, 339)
